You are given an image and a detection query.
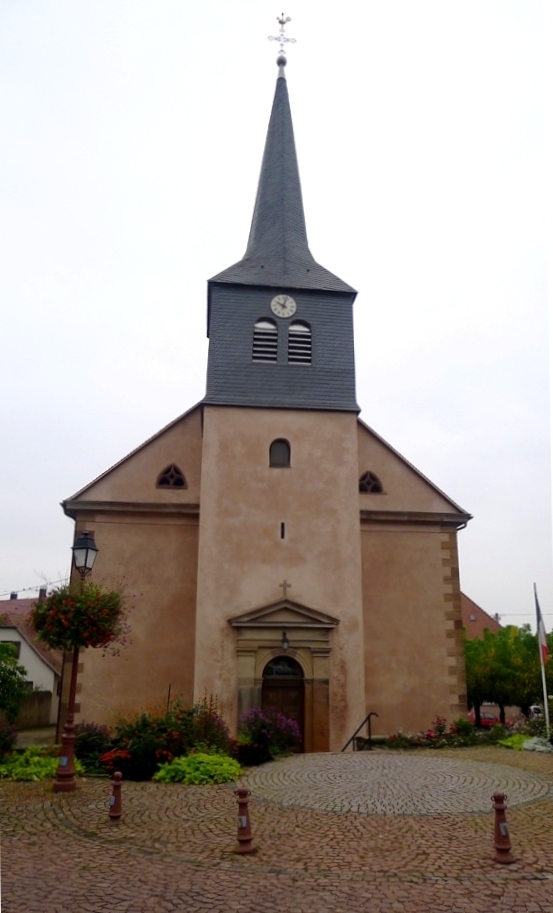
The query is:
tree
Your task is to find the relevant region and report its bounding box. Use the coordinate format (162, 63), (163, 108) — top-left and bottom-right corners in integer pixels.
(465, 624), (551, 723)
(465, 634), (493, 725)
(503, 625), (544, 716)
(0, 643), (28, 724)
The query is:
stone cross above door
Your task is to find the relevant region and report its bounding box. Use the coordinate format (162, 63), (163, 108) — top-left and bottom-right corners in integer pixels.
(279, 579), (292, 599)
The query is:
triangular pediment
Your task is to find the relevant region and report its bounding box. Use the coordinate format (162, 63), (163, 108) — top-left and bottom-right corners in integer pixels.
(357, 417), (471, 518)
(62, 403), (203, 510)
(228, 599), (339, 629)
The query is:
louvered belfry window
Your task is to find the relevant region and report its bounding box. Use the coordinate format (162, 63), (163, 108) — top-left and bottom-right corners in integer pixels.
(287, 321), (311, 364)
(252, 319), (278, 362)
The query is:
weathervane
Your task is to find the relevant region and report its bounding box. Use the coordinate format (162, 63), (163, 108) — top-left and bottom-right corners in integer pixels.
(268, 13), (296, 61)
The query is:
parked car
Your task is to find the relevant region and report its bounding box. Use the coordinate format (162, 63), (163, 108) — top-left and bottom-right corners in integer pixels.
(529, 705), (543, 719)
(468, 710), (499, 728)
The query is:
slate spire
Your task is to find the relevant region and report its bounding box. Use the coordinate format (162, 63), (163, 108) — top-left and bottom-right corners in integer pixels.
(209, 58), (355, 294)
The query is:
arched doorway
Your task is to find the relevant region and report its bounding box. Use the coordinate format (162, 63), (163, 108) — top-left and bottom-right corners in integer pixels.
(261, 656), (305, 751)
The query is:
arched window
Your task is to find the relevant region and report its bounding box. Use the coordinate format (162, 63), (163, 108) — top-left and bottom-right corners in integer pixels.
(263, 656), (303, 677)
(288, 320), (311, 364)
(157, 465), (187, 489)
(359, 471), (383, 493)
(269, 439), (291, 467)
(252, 318), (278, 363)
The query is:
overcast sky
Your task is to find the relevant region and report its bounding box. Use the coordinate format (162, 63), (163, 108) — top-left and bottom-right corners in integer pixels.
(1, 1), (550, 631)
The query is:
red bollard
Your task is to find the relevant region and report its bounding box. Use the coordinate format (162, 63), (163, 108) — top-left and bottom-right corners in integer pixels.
(109, 771), (123, 823)
(234, 786), (256, 854)
(491, 791), (515, 864)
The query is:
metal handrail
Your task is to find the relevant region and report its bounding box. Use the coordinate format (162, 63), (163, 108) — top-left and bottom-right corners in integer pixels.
(341, 711), (379, 752)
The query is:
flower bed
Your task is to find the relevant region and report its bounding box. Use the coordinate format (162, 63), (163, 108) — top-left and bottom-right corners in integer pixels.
(384, 715), (510, 750)
(237, 709), (301, 763)
(93, 697), (233, 780)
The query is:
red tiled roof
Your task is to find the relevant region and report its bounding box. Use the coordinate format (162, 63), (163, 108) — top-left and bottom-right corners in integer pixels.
(461, 592), (502, 639)
(0, 601), (62, 676)
(0, 598), (38, 618)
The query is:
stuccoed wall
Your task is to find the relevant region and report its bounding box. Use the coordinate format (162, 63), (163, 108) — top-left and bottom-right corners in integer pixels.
(361, 525), (466, 735)
(75, 516), (199, 725)
(194, 405), (366, 750)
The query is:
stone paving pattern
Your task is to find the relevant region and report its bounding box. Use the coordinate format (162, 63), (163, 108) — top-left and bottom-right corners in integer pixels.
(244, 751), (553, 814)
(2, 747), (553, 912)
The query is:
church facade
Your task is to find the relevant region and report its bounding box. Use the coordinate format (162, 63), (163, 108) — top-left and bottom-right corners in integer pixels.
(61, 59), (471, 751)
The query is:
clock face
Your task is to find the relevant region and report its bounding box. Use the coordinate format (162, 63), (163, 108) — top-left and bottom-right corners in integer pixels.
(270, 294), (297, 318)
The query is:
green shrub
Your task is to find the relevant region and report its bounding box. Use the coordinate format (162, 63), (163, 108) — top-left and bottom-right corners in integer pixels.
(0, 746), (84, 781)
(385, 732), (417, 750)
(193, 695), (231, 754)
(153, 752), (241, 784)
(498, 734), (528, 750)
(74, 721), (113, 773)
(0, 720), (17, 757)
(0, 643), (28, 724)
(526, 717), (546, 738)
(102, 696), (231, 780)
(101, 705), (177, 779)
(482, 724), (510, 743)
(452, 718), (475, 737)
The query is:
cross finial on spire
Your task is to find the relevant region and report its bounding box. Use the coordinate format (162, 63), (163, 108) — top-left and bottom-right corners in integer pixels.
(268, 13), (296, 72)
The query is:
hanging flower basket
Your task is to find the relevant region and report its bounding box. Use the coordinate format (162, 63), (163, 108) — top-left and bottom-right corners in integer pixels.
(30, 582), (130, 653)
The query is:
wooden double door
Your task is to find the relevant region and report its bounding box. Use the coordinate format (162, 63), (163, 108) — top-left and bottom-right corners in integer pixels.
(261, 656), (305, 752)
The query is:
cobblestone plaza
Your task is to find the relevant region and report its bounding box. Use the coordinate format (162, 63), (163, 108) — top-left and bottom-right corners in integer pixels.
(2, 747), (553, 912)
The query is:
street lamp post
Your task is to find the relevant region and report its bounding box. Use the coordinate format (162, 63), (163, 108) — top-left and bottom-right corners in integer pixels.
(53, 531), (98, 793)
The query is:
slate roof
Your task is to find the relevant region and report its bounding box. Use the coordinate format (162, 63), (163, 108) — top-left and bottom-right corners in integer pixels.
(209, 67), (355, 295)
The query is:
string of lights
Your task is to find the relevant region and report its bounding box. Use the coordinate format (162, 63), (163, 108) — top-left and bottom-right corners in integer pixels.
(0, 577), (68, 599)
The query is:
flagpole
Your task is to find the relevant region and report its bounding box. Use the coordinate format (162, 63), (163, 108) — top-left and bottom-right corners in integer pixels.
(534, 583), (550, 739)
(540, 660), (550, 739)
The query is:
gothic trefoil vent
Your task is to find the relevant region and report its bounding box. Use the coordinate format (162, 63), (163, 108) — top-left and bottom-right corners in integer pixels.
(288, 321), (311, 364)
(359, 471), (383, 493)
(157, 465), (187, 488)
(252, 319), (278, 362)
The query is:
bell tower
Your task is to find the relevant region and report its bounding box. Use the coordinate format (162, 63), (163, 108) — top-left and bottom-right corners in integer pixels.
(205, 54), (359, 414)
(194, 49), (366, 751)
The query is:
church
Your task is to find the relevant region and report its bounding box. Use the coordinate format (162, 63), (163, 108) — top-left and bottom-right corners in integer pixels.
(60, 54), (471, 752)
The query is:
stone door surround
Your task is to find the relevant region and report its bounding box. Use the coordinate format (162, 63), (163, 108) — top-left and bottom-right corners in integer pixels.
(229, 600), (339, 753)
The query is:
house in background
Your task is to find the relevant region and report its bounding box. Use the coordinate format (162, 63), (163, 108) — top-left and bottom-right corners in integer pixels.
(460, 592), (522, 723)
(0, 591), (61, 727)
(461, 593), (501, 639)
